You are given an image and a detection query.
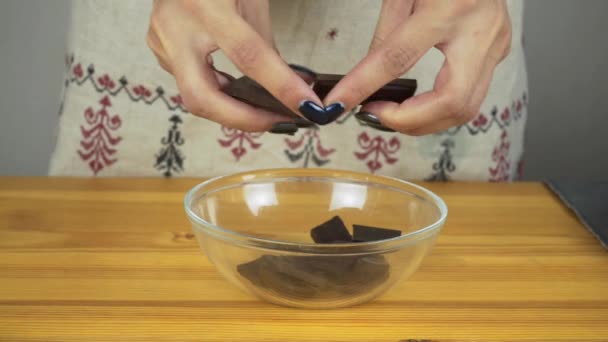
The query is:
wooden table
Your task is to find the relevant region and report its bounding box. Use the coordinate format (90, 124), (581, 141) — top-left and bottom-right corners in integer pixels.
(0, 178), (606, 341)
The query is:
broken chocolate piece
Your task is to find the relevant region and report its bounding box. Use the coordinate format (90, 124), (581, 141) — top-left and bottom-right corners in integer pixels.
(313, 74), (417, 104)
(310, 216), (353, 243)
(353, 224), (402, 242)
(224, 76), (298, 118)
(237, 254), (389, 300)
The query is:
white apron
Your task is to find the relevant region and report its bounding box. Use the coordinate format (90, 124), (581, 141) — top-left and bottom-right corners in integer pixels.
(49, 0), (528, 181)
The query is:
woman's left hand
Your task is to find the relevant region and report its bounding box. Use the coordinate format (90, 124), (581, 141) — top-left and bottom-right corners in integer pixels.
(323, 0), (512, 135)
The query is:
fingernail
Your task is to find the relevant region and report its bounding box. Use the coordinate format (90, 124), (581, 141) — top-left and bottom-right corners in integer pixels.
(288, 64), (317, 81)
(355, 111), (395, 132)
(355, 111), (381, 124)
(299, 100), (329, 125)
(294, 117), (316, 128)
(324, 102), (345, 123)
(269, 122), (298, 135)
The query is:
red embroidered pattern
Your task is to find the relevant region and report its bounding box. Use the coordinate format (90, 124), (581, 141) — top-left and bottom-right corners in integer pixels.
(98, 74), (115, 90)
(68, 58), (186, 112)
(285, 128), (335, 167)
(65, 55), (530, 177)
(354, 132), (401, 173)
(218, 127), (263, 161)
(77, 96), (122, 175)
(72, 63), (83, 78)
(471, 113), (489, 129)
(170, 95), (183, 106)
(433, 92), (528, 136)
(327, 28), (339, 40)
(489, 130), (511, 181)
(132, 84), (152, 98)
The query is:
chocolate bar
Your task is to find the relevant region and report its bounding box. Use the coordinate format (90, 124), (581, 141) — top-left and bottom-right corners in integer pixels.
(312, 74), (417, 105)
(223, 67), (417, 119)
(224, 76), (297, 118)
(353, 224), (402, 242)
(310, 216), (352, 243)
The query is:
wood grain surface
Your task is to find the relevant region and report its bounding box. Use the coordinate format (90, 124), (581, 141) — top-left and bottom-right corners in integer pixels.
(0, 177), (606, 342)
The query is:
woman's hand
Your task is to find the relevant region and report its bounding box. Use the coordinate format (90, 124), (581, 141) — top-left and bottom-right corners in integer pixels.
(324, 0), (512, 135)
(147, 0), (323, 132)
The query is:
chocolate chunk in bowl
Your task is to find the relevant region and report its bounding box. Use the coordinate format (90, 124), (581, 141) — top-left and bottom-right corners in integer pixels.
(310, 216), (352, 243)
(237, 217), (402, 302)
(237, 254), (389, 301)
(353, 224), (402, 242)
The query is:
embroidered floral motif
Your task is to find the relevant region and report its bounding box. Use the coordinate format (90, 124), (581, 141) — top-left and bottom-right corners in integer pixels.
(471, 113), (489, 129)
(489, 130), (511, 182)
(67, 56), (186, 112)
(77, 96), (122, 175)
(64, 54), (528, 180)
(132, 84), (152, 99)
(327, 28), (339, 40)
(218, 127), (263, 161)
(354, 132), (401, 173)
(425, 139), (456, 182)
(435, 92), (528, 136)
(97, 74), (116, 90)
(155, 115), (185, 177)
(285, 128), (335, 167)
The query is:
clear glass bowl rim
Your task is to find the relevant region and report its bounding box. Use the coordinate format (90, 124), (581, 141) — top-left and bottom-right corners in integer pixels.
(184, 168), (448, 254)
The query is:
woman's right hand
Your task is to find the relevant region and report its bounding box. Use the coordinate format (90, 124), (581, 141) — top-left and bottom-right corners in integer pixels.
(147, 0), (324, 132)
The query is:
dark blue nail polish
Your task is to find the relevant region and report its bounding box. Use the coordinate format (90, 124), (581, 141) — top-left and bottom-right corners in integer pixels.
(324, 102), (345, 123)
(299, 100), (329, 125)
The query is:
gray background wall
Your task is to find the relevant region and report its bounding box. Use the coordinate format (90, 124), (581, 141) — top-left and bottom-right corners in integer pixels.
(1, 0), (607, 180)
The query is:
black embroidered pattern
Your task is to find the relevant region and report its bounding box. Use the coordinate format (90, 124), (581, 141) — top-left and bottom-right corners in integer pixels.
(425, 139), (456, 182)
(336, 93), (527, 136)
(58, 55), (75, 117)
(66, 54), (187, 113)
(435, 93), (527, 136)
(155, 115), (185, 177)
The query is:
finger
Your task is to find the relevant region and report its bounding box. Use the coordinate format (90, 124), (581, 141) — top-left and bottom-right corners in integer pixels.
(324, 11), (442, 111)
(467, 60), (497, 114)
(366, 44), (485, 134)
(146, 29), (173, 73)
(206, 54), (235, 90)
(362, 96), (460, 136)
(207, 14), (326, 123)
(406, 49), (498, 135)
(172, 47), (287, 132)
(369, 0), (415, 52)
(238, 0), (276, 50)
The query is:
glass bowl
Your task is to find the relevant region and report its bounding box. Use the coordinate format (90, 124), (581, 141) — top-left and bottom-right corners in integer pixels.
(184, 168), (447, 309)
